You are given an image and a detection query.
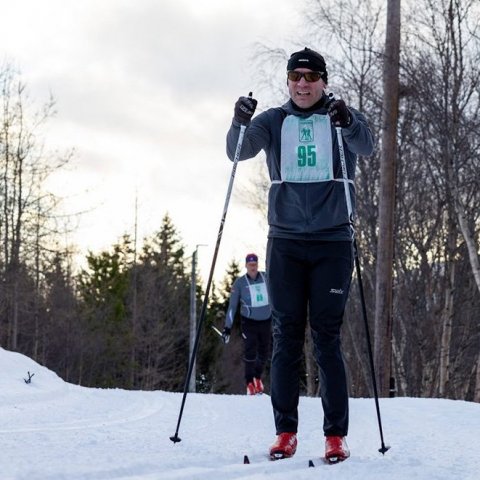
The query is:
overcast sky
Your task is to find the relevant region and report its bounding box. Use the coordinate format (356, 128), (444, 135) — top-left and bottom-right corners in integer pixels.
(1, 0), (304, 281)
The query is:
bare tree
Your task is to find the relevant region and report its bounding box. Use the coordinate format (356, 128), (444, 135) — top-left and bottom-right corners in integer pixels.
(402, 0), (480, 397)
(0, 64), (71, 352)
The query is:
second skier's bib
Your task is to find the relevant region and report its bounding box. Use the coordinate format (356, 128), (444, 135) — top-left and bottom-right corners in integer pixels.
(245, 273), (269, 308)
(248, 282), (269, 308)
(280, 114), (333, 183)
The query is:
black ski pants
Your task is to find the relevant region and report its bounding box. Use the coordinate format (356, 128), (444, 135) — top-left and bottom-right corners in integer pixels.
(266, 238), (353, 437)
(241, 316), (272, 384)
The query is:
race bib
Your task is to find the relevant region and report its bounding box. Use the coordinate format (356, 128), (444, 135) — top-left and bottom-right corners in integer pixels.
(280, 114), (333, 183)
(248, 282), (269, 308)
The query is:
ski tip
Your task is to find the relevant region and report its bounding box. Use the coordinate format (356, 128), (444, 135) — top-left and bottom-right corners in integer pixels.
(308, 459), (315, 467)
(243, 455), (250, 464)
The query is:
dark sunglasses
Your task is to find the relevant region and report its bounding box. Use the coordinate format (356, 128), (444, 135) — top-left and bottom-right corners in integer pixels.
(287, 71), (323, 82)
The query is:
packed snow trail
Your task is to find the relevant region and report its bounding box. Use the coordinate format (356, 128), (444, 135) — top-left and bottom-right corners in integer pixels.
(0, 347), (479, 479)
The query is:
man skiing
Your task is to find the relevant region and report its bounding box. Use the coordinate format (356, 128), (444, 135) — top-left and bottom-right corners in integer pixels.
(223, 253), (272, 395)
(226, 47), (374, 463)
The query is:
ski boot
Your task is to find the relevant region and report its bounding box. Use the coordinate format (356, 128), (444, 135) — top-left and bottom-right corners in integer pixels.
(253, 377), (264, 394)
(246, 382), (256, 395)
(325, 436), (350, 464)
(269, 432), (297, 460)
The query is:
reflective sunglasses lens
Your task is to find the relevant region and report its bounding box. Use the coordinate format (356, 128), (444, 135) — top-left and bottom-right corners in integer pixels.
(304, 72), (321, 82)
(287, 71), (302, 81)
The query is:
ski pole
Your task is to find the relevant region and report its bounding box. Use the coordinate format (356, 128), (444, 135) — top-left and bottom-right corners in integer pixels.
(211, 325), (223, 337)
(335, 123), (390, 455)
(170, 96), (251, 444)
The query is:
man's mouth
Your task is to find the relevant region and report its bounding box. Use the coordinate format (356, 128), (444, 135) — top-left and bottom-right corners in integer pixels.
(296, 91), (310, 97)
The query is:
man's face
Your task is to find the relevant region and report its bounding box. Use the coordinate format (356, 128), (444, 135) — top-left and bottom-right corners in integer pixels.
(246, 262), (258, 277)
(288, 68), (326, 109)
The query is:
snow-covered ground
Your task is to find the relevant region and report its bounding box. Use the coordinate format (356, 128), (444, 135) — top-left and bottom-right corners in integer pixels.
(0, 347), (479, 480)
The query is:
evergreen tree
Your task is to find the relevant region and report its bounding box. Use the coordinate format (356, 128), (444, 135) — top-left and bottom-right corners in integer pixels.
(209, 258), (246, 393)
(134, 214), (190, 391)
(43, 252), (80, 383)
(219, 260), (242, 310)
(196, 278), (225, 393)
(77, 237), (133, 388)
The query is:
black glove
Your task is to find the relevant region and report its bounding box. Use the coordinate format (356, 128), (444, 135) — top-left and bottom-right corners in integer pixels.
(234, 95), (257, 125)
(221, 327), (231, 344)
(328, 99), (351, 128)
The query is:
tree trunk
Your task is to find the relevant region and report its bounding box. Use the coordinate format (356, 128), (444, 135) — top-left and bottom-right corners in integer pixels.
(474, 353), (480, 403)
(439, 228), (456, 397)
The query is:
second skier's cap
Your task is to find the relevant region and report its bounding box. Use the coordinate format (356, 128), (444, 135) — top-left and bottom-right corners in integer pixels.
(287, 47), (328, 83)
(245, 253), (258, 263)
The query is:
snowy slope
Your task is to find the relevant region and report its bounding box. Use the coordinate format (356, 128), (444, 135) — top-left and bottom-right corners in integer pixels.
(0, 347), (479, 480)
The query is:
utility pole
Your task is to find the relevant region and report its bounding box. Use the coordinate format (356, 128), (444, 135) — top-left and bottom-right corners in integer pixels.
(189, 244), (207, 392)
(374, 0), (401, 397)
(130, 191), (138, 387)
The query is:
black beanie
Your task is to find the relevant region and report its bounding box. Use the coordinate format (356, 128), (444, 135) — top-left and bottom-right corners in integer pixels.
(287, 47), (328, 83)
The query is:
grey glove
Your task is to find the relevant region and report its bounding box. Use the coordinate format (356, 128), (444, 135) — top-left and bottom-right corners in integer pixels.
(234, 94), (257, 125)
(222, 327), (231, 344)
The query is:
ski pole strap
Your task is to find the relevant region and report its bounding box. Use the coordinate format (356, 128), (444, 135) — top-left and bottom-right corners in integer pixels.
(219, 123), (246, 222)
(335, 127), (355, 239)
(233, 125), (247, 164)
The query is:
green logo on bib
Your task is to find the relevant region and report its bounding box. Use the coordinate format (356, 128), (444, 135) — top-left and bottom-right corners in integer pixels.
(299, 120), (314, 142)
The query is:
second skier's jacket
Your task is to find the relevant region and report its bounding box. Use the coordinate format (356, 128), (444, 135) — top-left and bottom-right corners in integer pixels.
(225, 272), (271, 328)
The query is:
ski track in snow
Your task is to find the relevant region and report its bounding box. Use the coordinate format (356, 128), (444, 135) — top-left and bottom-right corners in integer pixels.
(1, 348), (479, 480)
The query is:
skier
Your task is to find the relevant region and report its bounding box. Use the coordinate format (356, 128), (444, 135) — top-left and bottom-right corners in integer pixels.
(222, 253), (272, 395)
(225, 48), (374, 463)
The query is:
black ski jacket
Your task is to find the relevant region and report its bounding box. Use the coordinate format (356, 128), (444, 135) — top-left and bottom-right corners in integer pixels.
(226, 95), (374, 241)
